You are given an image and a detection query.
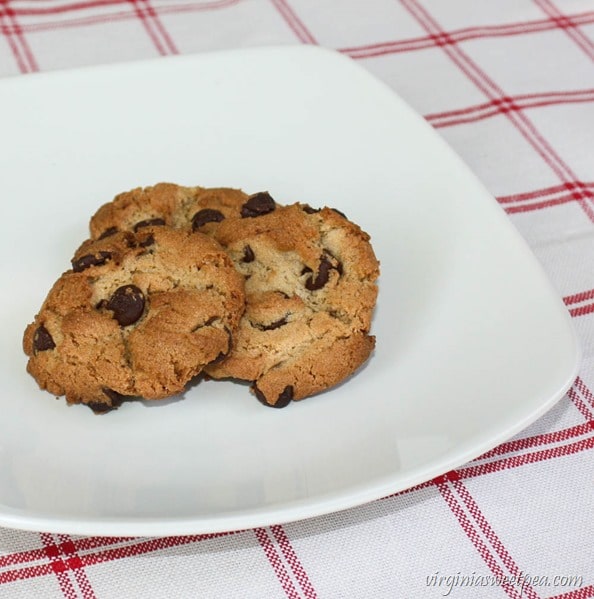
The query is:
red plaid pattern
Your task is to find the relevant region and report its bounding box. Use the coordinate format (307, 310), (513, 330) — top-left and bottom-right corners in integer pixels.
(1, 1), (593, 597)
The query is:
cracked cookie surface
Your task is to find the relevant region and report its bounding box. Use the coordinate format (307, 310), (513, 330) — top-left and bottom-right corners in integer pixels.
(89, 183), (251, 241)
(23, 227), (245, 412)
(204, 202), (380, 407)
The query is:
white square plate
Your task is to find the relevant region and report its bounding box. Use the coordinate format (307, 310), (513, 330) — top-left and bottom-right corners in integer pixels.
(0, 46), (579, 536)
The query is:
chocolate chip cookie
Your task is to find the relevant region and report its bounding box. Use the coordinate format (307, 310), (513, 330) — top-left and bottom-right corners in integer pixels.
(204, 202), (380, 407)
(89, 183), (254, 241)
(88, 183), (379, 407)
(23, 227), (245, 412)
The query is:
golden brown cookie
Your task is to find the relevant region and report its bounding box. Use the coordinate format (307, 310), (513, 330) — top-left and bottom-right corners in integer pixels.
(204, 202), (380, 407)
(88, 184), (379, 407)
(23, 227), (245, 412)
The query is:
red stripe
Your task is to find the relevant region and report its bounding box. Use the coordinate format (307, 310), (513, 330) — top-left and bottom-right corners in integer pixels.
(254, 528), (301, 599)
(440, 475), (593, 598)
(0, 0), (29, 73)
(575, 376), (594, 410)
(503, 193), (587, 214)
(384, 419), (593, 497)
(453, 480), (540, 599)
(498, 182), (594, 213)
(458, 436), (594, 479)
(568, 377), (594, 432)
(568, 304), (594, 318)
(0, 533), (240, 586)
(126, 0), (166, 55)
(340, 11), (594, 58)
(386, 404), (593, 493)
(270, 525), (318, 599)
(0, 563), (53, 585)
(56, 535), (97, 599)
(567, 388), (594, 421)
(426, 89), (594, 128)
(0, 21), (28, 73)
(400, 1), (552, 166)
(498, 181), (594, 203)
(534, 0), (594, 61)
(476, 421), (594, 460)
(0, 1), (239, 34)
(137, 0), (178, 54)
(0, 1), (35, 72)
(7, 0), (129, 15)
(269, 0), (316, 44)
(79, 532), (237, 565)
(70, 536), (135, 551)
(401, 0), (594, 224)
(71, 568), (96, 599)
(549, 584), (594, 599)
(437, 483), (524, 599)
(0, 547), (48, 568)
(3, 1), (38, 71)
(564, 289), (594, 306)
(342, 35), (439, 57)
(0, 0), (238, 16)
(40, 533), (79, 599)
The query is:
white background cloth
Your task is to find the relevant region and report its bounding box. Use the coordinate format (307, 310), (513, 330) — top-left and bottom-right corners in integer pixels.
(1, 1), (594, 597)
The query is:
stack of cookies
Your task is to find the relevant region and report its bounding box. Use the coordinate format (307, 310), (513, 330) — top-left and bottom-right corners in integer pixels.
(23, 184), (380, 412)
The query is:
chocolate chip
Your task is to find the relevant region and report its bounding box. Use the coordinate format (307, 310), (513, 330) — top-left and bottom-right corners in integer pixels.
(192, 209), (225, 230)
(133, 218), (165, 232)
(302, 204), (320, 214)
(98, 226), (118, 239)
(305, 254), (333, 290)
(302, 204), (346, 218)
(138, 233), (155, 248)
(105, 285), (145, 326)
(242, 245), (255, 263)
(87, 388), (124, 413)
(103, 387), (124, 405)
(123, 232), (138, 248)
(253, 384), (293, 408)
(33, 324), (55, 352)
(252, 316), (288, 331)
(86, 402), (116, 414)
(276, 385), (294, 407)
(71, 251), (112, 273)
(241, 192), (276, 218)
(304, 251), (343, 290)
